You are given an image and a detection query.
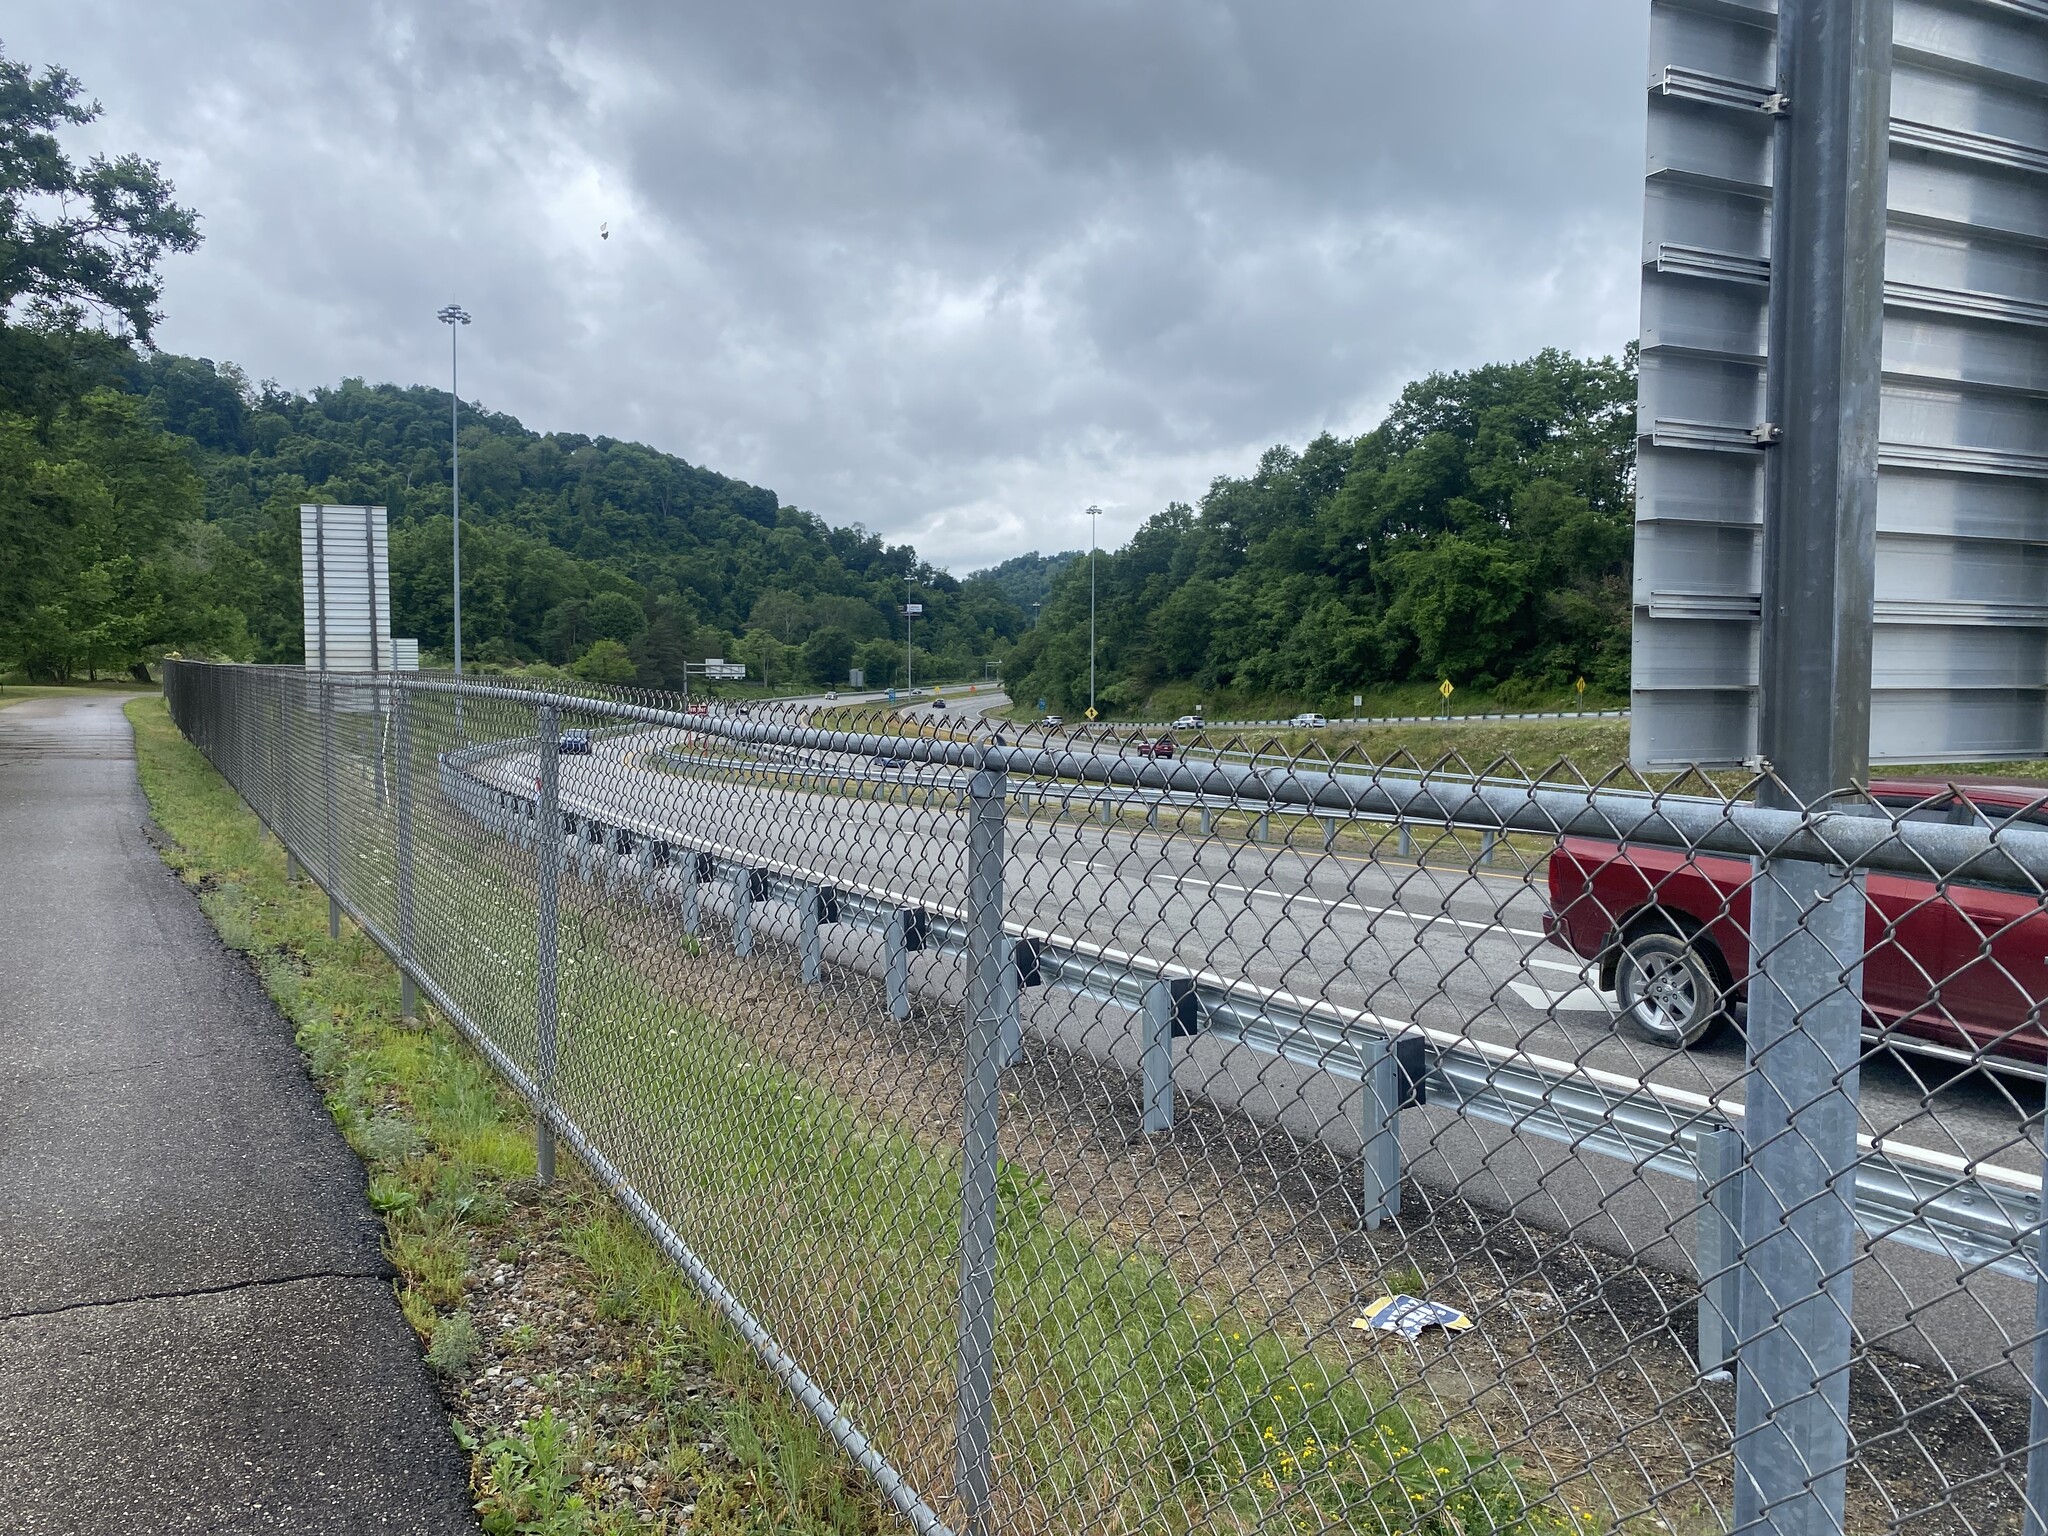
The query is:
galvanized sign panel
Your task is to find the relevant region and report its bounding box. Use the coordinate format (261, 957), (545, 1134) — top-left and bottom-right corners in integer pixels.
(299, 504), (393, 673)
(1631, 0), (2048, 767)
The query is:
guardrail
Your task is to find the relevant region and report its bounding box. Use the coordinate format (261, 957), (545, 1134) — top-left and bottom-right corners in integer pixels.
(443, 734), (2045, 1292)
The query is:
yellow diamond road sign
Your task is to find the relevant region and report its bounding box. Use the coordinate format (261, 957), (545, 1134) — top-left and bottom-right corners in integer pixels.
(1084, 706), (1099, 721)
(1575, 676), (1587, 695)
(1438, 680), (1454, 699)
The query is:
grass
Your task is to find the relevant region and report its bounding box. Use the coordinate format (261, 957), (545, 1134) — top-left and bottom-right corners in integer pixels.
(1005, 679), (1629, 728)
(125, 694), (900, 1536)
(129, 689), (1596, 1534)
(0, 679), (149, 706)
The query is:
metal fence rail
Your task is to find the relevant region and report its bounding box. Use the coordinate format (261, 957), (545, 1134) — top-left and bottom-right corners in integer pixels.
(166, 661), (2048, 1536)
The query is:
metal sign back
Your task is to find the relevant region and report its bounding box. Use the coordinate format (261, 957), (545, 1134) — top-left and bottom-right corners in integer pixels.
(1631, 0), (2048, 767)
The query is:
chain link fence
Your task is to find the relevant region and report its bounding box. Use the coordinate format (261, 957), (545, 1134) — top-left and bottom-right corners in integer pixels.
(163, 659), (2048, 1535)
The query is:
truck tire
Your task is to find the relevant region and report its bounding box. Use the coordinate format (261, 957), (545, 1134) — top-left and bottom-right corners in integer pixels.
(1615, 929), (1727, 1049)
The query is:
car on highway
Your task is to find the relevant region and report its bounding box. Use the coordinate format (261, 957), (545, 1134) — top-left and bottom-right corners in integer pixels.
(558, 729), (593, 754)
(1291, 712), (1328, 729)
(686, 701), (709, 716)
(930, 697), (948, 710)
(1542, 779), (2048, 1067)
(869, 756), (906, 775)
(1172, 715), (1204, 730)
(1040, 715), (1064, 728)
(825, 690), (839, 700)
(1137, 736), (1176, 759)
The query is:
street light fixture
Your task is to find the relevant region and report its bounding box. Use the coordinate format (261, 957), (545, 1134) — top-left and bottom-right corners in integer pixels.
(1086, 504), (1103, 717)
(436, 303), (471, 682)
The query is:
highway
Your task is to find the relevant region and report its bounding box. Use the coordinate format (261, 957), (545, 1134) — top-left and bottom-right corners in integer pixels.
(436, 687), (2048, 1395)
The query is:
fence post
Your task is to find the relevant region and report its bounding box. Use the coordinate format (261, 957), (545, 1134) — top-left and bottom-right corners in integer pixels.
(1695, 1124), (1743, 1378)
(1735, 863), (1865, 1535)
(394, 686), (418, 1021)
(534, 704), (563, 1185)
(320, 675), (339, 932)
(1732, 0), (1891, 1526)
(952, 761), (1007, 1533)
(2024, 1111), (2048, 1536)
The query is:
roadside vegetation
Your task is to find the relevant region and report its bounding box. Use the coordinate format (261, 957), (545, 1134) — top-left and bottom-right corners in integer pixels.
(126, 694), (899, 1536)
(130, 690), (1592, 1533)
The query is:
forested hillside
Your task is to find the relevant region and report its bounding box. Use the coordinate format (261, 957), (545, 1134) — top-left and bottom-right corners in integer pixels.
(120, 353), (1029, 689)
(1007, 349), (1637, 716)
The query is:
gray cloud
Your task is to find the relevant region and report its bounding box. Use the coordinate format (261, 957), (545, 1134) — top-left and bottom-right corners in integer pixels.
(13, 1), (1649, 567)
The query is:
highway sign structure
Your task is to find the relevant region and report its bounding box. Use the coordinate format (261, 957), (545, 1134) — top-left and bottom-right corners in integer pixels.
(299, 504), (392, 673)
(1630, 0), (2048, 768)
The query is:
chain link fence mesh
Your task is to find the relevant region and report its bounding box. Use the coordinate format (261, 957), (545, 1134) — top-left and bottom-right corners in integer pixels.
(163, 660), (2048, 1535)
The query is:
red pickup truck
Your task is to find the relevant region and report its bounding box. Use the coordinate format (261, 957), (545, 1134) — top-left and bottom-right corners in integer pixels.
(1542, 779), (2048, 1068)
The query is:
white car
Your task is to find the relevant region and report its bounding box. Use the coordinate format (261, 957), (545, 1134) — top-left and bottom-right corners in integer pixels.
(825, 690), (839, 700)
(1172, 715), (1203, 730)
(1291, 712), (1328, 728)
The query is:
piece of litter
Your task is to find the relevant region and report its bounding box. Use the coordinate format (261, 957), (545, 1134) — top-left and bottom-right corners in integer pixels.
(1352, 1294), (1474, 1339)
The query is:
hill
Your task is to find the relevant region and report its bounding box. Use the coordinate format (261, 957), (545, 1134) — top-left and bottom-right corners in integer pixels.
(121, 354), (1028, 689)
(1004, 348), (1636, 718)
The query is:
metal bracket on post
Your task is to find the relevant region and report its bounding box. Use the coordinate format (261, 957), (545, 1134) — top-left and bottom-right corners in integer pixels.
(952, 764), (1007, 1534)
(1696, 1123), (1743, 1379)
(1141, 978), (1199, 1133)
(998, 937), (1042, 1070)
(885, 906), (929, 1021)
(731, 867), (760, 957)
(534, 705), (563, 1185)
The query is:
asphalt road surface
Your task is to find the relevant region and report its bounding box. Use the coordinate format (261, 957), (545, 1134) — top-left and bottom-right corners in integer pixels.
(461, 706), (2045, 1390)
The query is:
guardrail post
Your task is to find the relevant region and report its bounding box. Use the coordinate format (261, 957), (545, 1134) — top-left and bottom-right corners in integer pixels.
(681, 851), (703, 934)
(639, 838), (660, 906)
(731, 867), (755, 957)
(800, 884), (823, 984)
(1322, 815), (1337, 851)
(1735, 861), (1865, 1536)
(886, 909), (915, 1020)
(1198, 805), (1212, 836)
(394, 686), (418, 1021)
(534, 704), (563, 1185)
(997, 938), (1024, 1069)
(2024, 1111), (2048, 1536)
(1398, 823), (1413, 859)
(952, 761), (1007, 1534)
(1359, 1036), (1402, 1230)
(1141, 981), (1180, 1133)
(1696, 1124), (1743, 1379)
(1479, 828), (1497, 866)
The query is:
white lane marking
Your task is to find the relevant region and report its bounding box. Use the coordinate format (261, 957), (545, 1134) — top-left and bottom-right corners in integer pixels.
(1144, 869), (1548, 941)
(1507, 979), (1617, 1015)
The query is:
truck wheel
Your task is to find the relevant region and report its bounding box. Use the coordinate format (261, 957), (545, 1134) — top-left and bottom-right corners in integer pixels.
(1615, 930), (1726, 1049)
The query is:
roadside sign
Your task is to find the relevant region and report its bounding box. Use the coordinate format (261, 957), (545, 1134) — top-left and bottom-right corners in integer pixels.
(902, 603), (924, 616)
(1037, 698), (1046, 710)
(299, 504), (392, 676)
(1439, 680), (1454, 700)
(705, 664), (746, 680)
(1353, 695), (1363, 708)
(849, 668), (864, 689)
(1575, 677), (1587, 696)
(1084, 707), (1099, 721)
(1630, 0), (2048, 766)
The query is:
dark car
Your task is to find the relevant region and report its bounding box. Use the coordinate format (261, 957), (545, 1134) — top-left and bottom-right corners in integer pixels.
(558, 729), (593, 755)
(1542, 779), (2048, 1067)
(1137, 736), (1176, 759)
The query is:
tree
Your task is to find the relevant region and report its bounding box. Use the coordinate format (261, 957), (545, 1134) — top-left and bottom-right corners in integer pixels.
(570, 638), (636, 685)
(0, 44), (201, 416)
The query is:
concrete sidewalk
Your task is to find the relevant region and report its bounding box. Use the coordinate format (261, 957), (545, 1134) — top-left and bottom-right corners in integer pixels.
(0, 693), (477, 1535)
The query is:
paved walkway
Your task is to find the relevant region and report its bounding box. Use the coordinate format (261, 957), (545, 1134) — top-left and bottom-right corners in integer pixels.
(0, 694), (477, 1535)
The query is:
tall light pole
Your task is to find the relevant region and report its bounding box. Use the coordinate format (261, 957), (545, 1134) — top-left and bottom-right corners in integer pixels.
(436, 304), (471, 679)
(1086, 504), (1103, 717)
(904, 572), (915, 693)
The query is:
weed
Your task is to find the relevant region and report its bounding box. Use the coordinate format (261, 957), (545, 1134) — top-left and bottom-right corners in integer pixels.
(428, 1312), (482, 1377)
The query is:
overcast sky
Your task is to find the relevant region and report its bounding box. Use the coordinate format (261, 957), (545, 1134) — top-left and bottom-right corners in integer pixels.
(16, 2), (1649, 572)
